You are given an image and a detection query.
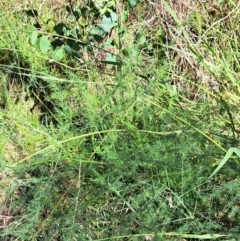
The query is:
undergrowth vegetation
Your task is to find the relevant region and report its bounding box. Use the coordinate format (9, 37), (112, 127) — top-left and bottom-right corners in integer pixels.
(0, 0), (240, 240)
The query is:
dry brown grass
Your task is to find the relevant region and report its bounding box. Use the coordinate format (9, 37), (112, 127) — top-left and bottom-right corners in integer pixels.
(136, 0), (240, 104)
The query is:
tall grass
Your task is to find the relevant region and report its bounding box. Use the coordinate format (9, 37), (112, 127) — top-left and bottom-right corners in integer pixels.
(0, 0), (240, 240)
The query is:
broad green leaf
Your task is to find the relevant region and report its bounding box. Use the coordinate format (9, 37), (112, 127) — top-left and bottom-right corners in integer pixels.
(138, 35), (146, 45)
(30, 31), (38, 45)
(131, 48), (138, 57)
(66, 5), (71, 12)
(105, 38), (113, 47)
(87, 45), (93, 52)
(64, 45), (72, 54)
(91, 27), (101, 35)
(122, 49), (129, 57)
(28, 26), (37, 34)
(110, 11), (118, 22)
(52, 48), (65, 61)
(121, 10), (129, 22)
(72, 42), (81, 51)
(106, 53), (117, 62)
(129, 0), (137, 8)
(98, 15), (115, 32)
(54, 23), (67, 35)
(50, 39), (64, 51)
(92, 34), (104, 43)
(80, 7), (88, 18)
(39, 35), (50, 53)
(28, 26), (38, 45)
(65, 29), (71, 36)
(147, 43), (153, 51)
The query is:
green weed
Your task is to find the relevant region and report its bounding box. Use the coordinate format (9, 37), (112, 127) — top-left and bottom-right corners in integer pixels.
(0, 0), (240, 240)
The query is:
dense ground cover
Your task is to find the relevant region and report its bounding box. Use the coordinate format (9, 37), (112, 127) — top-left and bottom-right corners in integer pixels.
(0, 0), (240, 240)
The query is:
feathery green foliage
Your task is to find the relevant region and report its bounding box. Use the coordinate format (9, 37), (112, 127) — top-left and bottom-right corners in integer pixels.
(0, 0), (240, 240)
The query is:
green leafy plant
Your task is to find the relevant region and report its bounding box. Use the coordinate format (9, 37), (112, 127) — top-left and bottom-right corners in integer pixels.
(25, 1), (122, 65)
(1, 0), (240, 240)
